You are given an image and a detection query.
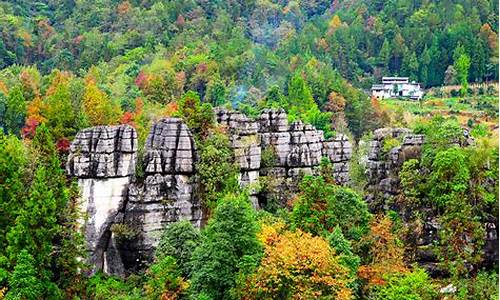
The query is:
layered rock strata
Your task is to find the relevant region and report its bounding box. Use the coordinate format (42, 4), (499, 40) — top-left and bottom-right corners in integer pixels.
(120, 118), (201, 272)
(66, 125), (137, 275)
(68, 109), (354, 275)
(216, 108), (353, 206)
(363, 127), (497, 275)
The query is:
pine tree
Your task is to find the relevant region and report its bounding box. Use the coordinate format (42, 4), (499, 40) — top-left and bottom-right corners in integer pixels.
(6, 250), (44, 300)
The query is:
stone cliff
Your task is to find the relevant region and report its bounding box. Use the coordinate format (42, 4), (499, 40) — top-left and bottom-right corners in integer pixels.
(67, 109), (353, 275)
(362, 128), (498, 275)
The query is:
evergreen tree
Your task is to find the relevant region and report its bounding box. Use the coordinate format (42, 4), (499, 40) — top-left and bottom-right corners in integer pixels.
(0, 86), (26, 135)
(190, 194), (262, 300)
(6, 250), (44, 300)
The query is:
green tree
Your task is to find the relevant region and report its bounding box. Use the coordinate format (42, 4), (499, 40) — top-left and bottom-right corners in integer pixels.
(292, 176), (371, 240)
(205, 78), (227, 107)
(0, 86), (26, 135)
(196, 131), (240, 209)
(453, 45), (471, 96)
(370, 268), (437, 300)
(190, 194), (262, 300)
(401, 51), (419, 81)
(6, 250), (44, 300)
(287, 72), (316, 117)
(177, 91), (215, 139)
(155, 220), (201, 277)
(43, 81), (77, 140)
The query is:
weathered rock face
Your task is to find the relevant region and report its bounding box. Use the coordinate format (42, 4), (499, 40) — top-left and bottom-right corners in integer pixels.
(215, 109), (261, 207)
(66, 125), (137, 275)
(215, 108), (353, 207)
(363, 127), (498, 275)
(68, 110), (354, 276)
(120, 118), (202, 272)
(365, 128), (423, 196)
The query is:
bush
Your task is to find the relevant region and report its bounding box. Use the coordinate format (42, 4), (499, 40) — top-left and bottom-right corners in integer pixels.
(382, 137), (401, 157)
(260, 145), (277, 168)
(454, 271), (499, 300)
(450, 89), (459, 97)
(86, 273), (142, 300)
(144, 256), (187, 300)
(370, 268), (437, 300)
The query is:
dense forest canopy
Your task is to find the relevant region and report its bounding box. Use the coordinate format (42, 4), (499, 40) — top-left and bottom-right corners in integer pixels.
(0, 0), (498, 299)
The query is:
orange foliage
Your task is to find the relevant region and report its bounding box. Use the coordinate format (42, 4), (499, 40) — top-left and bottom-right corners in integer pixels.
(164, 101), (178, 117)
(45, 70), (72, 97)
(317, 38), (329, 51)
(121, 98), (147, 128)
(370, 96), (390, 124)
(37, 19), (55, 39)
(240, 223), (352, 300)
(0, 80), (8, 95)
(22, 97), (46, 138)
(20, 70), (40, 98)
(479, 23), (499, 52)
(117, 1), (131, 15)
(358, 215), (408, 286)
(326, 91), (346, 113)
(18, 30), (33, 47)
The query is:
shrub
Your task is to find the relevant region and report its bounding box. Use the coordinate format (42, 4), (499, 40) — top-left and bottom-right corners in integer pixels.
(369, 268), (437, 300)
(144, 256), (188, 300)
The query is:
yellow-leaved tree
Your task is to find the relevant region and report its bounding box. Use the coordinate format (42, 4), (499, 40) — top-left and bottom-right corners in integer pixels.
(238, 222), (353, 300)
(82, 80), (121, 126)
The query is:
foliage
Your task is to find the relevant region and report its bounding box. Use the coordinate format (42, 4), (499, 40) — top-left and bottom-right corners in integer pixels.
(176, 91), (214, 139)
(358, 215), (408, 287)
(86, 273), (142, 300)
(454, 271), (499, 300)
(144, 256), (188, 300)
(369, 268), (437, 300)
(189, 194), (262, 300)
(155, 220), (201, 277)
(5, 250), (44, 300)
(82, 81), (121, 126)
(292, 176), (370, 240)
(238, 222), (352, 300)
(196, 131), (240, 209)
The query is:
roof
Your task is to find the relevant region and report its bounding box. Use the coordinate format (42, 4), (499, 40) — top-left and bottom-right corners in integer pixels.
(371, 84), (385, 90)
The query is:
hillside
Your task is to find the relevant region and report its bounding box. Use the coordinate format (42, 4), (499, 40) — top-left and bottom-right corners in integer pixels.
(0, 0), (498, 299)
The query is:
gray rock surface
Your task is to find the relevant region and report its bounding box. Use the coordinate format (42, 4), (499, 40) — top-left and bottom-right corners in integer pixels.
(68, 110), (354, 276)
(66, 125), (137, 275)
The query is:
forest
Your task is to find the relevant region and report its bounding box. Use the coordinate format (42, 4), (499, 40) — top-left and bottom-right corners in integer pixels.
(0, 0), (499, 299)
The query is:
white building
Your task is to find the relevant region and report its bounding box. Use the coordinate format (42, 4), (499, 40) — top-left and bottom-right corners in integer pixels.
(371, 77), (423, 100)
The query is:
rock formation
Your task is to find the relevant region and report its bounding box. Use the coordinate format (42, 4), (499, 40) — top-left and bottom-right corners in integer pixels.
(66, 125), (137, 275)
(215, 108), (352, 207)
(362, 127), (498, 275)
(67, 109), (354, 275)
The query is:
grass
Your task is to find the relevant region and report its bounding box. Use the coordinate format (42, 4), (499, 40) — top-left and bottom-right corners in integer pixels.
(381, 96), (498, 128)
